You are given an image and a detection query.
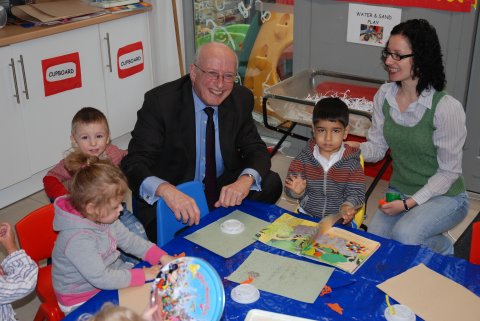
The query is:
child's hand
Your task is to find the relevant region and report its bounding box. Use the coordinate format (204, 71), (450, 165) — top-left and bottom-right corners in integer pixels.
(0, 222), (18, 255)
(285, 174), (306, 195)
(143, 265), (162, 282)
(143, 303), (164, 321)
(159, 254), (176, 267)
(339, 205), (357, 224)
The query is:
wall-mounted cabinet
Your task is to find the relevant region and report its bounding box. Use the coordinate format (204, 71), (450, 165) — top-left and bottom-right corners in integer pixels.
(0, 12), (153, 205)
(0, 45), (31, 190)
(99, 13), (153, 138)
(5, 25), (108, 174)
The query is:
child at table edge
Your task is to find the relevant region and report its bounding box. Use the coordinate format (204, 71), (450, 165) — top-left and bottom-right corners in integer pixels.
(0, 222), (38, 321)
(83, 302), (160, 321)
(52, 151), (175, 314)
(284, 97), (365, 224)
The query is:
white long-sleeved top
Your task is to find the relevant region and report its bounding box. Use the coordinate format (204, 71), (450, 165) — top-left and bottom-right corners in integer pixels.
(0, 250), (38, 321)
(360, 82), (467, 205)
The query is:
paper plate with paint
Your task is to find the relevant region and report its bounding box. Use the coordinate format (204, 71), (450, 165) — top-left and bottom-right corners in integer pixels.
(151, 256), (225, 321)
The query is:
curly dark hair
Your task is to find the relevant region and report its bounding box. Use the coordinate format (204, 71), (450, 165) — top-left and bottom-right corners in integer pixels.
(386, 19), (446, 94)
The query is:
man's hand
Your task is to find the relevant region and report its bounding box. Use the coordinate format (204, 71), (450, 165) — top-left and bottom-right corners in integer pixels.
(285, 174), (306, 196)
(214, 175), (253, 208)
(156, 183), (200, 225)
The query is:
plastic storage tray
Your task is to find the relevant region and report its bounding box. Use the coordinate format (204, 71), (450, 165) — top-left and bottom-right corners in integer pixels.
(261, 69), (385, 147)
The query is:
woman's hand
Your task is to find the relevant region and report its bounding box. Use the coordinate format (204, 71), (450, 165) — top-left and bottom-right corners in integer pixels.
(345, 141), (361, 148)
(379, 199), (407, 215)
(380, 198), (416, 216)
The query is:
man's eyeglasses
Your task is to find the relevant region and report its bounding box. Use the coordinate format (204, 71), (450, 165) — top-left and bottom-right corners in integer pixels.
(381, 50), (415, 61)
(194, 64), (236, 83)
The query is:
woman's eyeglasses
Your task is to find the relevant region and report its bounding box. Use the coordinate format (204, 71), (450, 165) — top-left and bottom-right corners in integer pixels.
(381, 50), (415, 61)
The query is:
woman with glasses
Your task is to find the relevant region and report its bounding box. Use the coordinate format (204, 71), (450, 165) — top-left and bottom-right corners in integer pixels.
(348, 19), (468, 255)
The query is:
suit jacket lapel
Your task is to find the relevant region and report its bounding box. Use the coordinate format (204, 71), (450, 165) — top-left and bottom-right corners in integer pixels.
(181, 80), (197, 180)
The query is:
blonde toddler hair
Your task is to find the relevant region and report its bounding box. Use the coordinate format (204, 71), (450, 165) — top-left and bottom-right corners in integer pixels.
(64, 151), (128, 221)
(80, 303), (145, 321)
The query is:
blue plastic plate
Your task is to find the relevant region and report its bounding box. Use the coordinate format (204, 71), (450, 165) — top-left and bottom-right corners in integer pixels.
(153, 256), (225, 321)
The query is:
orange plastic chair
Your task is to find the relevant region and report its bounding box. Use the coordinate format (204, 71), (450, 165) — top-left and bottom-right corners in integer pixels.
(15, 203), (64, 321)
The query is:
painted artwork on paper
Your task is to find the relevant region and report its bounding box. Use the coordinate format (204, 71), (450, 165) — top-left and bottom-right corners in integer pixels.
(256, 213), (380, 274)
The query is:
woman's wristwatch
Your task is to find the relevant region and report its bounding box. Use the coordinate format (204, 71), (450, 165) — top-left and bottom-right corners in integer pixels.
(402, 198), (410, 212)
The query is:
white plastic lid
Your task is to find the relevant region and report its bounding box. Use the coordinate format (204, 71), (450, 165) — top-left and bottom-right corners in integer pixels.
(231, 284), (260, 304)
(220, 219), (245, 234)
(384, 304), (416, 321)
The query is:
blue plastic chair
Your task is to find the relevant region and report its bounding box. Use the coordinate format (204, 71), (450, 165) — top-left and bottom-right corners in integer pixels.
(156, 181), (210, 247)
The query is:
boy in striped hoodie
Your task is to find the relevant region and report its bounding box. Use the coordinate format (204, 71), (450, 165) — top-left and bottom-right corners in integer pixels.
(285, 98), (365, 224)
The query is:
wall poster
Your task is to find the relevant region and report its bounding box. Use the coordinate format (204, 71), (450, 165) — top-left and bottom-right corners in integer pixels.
(347, 3), (401, 47)
(340, 0), (474, 13)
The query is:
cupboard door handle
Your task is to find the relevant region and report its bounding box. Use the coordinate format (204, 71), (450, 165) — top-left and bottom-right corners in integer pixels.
(18, 55), (29, 100)
(104, 32), (113, 73)
(9, 58), (20, 104)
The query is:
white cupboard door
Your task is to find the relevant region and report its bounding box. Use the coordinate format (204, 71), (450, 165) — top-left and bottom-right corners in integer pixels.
(13, 25), (108, 174)
(0, 45), (31, 189)
(99, 13), (153, 139)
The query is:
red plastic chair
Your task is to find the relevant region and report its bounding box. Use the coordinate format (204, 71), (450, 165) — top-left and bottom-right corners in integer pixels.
(15, 203), (64, 321)
(470, 221), (480, 265)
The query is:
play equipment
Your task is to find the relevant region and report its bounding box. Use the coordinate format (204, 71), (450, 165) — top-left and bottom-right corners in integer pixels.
(243, 11), (294, 119)
(194, 3), (294, 121)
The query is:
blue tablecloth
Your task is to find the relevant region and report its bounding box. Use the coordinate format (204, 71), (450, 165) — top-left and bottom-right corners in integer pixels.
(63, 200), (480, 321)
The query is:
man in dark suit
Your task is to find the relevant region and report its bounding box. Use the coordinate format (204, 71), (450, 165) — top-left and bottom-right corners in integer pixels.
(121, 42), (282, 242)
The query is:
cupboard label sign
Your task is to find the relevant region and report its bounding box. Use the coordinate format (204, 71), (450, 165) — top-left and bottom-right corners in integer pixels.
(117, 41), (144, 79)
(42, 52), (82, 97)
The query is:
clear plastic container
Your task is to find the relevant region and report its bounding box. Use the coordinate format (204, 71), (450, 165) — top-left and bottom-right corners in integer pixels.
(263, 69), (385, 137)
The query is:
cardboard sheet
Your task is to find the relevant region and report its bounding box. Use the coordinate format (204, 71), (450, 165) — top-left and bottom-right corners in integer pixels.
(227, 249), (334, 303)
(377, 264), (480, 321)
(118, 283), (151, 316)
(185, 210), (269, 258)
(11, 0), (104, 23)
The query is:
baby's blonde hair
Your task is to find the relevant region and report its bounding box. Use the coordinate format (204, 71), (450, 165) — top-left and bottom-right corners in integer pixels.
(64, 151), (128, 221)
(80, 303), (145, 321)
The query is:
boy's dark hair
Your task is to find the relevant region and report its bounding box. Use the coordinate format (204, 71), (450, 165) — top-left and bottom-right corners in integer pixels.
(312, 97), (349, 127)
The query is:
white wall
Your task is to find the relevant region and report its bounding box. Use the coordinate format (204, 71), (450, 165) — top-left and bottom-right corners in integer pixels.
(148, 0), (186, 85)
